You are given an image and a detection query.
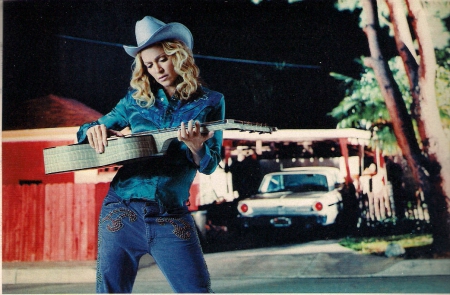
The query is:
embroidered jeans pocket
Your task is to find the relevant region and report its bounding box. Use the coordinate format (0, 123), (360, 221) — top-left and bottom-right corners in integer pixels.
(156, 216), (193, 240)
(100, 190), (137, 232)
(101, 207), (138, 232)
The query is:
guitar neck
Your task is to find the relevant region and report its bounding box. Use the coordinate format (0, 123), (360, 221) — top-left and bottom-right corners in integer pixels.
(123, 119), (276, 139)
(122, 119), (276, 154)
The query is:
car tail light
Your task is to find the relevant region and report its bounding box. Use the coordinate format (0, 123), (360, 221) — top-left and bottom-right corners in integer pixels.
(314, 202), (323, 211)
(240, 204), (249, 213)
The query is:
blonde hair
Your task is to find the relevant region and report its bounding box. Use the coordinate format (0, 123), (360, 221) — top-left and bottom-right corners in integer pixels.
(130, 40), (201, 108)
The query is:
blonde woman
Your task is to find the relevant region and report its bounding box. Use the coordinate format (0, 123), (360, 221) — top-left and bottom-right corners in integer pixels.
(77, 16), (224, 293)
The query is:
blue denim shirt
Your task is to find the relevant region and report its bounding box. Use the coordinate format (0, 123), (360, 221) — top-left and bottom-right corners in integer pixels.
(77, 87), (225, 209)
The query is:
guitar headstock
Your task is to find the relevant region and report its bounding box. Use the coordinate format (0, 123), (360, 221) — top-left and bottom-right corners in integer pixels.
(193, 119), (277, 134)
(239, 121), (276, 133)
(222, 119), (277, 134)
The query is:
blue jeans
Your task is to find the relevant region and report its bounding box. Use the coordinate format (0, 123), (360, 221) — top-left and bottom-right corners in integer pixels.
(96, 189), (212, 293)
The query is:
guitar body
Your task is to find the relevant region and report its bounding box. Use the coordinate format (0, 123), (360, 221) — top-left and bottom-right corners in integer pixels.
(43, 119), (276, 174)
(44, 135), (161, 174)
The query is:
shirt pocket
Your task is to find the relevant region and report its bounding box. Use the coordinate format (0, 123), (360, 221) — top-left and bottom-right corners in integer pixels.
(177, 104), (212, 124)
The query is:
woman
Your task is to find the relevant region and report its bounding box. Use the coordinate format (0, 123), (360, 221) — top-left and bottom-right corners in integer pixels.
(77, 16), (224, 293)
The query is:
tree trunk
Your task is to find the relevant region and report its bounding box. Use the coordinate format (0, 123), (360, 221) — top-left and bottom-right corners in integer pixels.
(361, 0), (450, 253)
(386, 0), (450, 253)
(385, 0), (421, 131)
(361, 0), (427, 185)
(405, 0), (450, 253)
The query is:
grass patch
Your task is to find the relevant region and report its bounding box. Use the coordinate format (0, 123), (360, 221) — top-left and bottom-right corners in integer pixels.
(339, 234), (433, 254)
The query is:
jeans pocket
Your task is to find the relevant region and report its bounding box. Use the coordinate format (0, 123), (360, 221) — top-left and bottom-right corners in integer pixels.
(100, 189), (138, 232)
(156, 214), (195, 240)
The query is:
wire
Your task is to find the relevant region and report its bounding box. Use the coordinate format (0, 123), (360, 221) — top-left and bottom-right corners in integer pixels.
(57, 34), (321, 70)
(194, 55), (320, 69)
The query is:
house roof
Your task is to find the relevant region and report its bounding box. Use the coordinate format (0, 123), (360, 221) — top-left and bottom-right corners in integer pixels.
(5, 94), (103, 130)
(223, 128), (371, 143)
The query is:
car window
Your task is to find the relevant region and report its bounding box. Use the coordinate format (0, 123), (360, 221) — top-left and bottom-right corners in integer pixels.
(284, 174), (329, 192)
(260, 174), (282, 193)
(259, 173), (329, 193)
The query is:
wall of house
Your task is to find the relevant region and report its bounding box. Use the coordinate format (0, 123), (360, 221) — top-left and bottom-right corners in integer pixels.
(2, 141), (75, 185)
(2, 183), (108, 262)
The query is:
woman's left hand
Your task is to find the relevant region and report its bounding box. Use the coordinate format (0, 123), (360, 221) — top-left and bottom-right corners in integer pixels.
(178, 120), (214, 165)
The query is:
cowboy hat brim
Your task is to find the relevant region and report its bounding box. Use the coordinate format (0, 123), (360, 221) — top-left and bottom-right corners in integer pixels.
(123, 22), (193, 57)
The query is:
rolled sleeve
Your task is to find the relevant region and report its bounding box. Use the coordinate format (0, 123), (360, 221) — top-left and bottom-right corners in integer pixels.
(186, 132), (222, 174)
(77, 121), (100, 143)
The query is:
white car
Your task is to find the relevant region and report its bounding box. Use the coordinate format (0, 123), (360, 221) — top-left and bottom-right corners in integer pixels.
(237, 167), (344, 230)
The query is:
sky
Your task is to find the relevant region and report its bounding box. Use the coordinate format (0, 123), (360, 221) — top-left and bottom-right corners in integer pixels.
(3, 0), (382, 130)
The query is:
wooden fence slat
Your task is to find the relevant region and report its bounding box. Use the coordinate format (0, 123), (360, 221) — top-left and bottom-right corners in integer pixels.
(36, 184), (46, 261)
(43, 184), (53, 261)
(87, 184), (96, 260)
(73, 184), (82, 260)
(50, 184), (58, 261)
(80, 184), (89, 260)
(11, 184), (21, 261)
(19, 185), (26, 261)
(14, 184), (22, 261)
(49, 184), (60, 261)
(17, 185), (25, 261)
(23, 185), (38, 261)
(65, 183), (74, 260)
(49, 184), (57, 261)
(57, 184), (66, 261)
(2, 186), (9, 260)
(29, 185), (38, 261)
(2, 185), (11, 260)
(2, 185), (19, 261)
(11, 184), (19, 261)
(21, 185), (28, 261)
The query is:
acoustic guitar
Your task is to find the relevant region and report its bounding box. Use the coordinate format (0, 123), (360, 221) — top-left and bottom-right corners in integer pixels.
(43, 119), (277, 174)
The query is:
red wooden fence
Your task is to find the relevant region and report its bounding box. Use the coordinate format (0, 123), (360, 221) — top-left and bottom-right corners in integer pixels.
(2, 183), (109, 262)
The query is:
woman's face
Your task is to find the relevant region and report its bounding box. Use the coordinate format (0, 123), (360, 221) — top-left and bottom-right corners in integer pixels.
(140, 44), (179, 96)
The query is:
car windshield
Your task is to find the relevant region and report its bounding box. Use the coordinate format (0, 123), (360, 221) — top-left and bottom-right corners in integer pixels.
(259, 173), (329, 193)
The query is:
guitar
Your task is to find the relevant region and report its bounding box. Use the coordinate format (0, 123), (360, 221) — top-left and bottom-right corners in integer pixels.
(43, 119), (277, 174)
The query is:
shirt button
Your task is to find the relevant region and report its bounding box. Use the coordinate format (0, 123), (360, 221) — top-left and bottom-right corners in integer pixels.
(161, 98), (164, 101)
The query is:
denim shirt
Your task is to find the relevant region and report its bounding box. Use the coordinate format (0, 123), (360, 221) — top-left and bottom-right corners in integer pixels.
(77, 87), (225, 209)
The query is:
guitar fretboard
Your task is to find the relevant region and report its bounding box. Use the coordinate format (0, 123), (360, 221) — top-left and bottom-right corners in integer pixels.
(121, 119), (276, 139)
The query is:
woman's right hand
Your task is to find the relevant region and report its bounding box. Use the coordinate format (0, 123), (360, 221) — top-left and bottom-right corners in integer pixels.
(86, 124), (124, 153)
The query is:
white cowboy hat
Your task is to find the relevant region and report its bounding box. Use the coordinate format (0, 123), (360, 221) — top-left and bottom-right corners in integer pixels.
(123, 16), (193, 57)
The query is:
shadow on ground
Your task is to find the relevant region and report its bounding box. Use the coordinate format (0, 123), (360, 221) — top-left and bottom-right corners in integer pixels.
(200, 225), (337, 254)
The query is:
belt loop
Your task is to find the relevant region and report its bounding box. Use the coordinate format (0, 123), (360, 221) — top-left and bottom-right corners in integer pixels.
(156, 199), (166, 215)
(157, 200), (166, 214)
